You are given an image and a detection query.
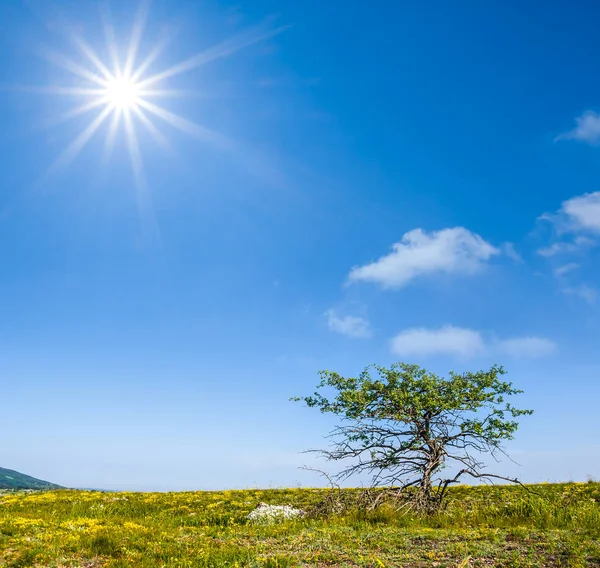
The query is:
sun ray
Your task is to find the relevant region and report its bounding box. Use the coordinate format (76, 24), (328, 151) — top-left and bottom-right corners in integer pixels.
(101, 107), (123, 166)
(136, 99), (230, 147)
(43, 98), (109, 129)
(0, 85), (105, 97)
(47, 105), (113, 175)
(132, 106), (170, 149)
(71, 35), (114, 81)
(139, 88), (207, 98)
(42, 50), (107, 87)
(124, 0), (150, 77)
(129, 34), (171, 83)
(123, 108), (160, 244)
(123, 110), (144, 186)
(48, 86), (106, 97)
(137, 24), (291, 90)
(100, 4), (122, 76)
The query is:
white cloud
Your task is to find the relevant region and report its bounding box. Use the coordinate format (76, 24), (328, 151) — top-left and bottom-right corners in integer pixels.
(540, 193), (600, 237)
(563, 285), (597, 305)
(497, 337), (558, 358)
(537, 236), (595, 257)
(348, 227), (499, 289)
(325, 310), (372, 339)
(537, 194), (600, 257)
(561, 192), (600, 233)
(390, 326), (485, 358)
(538, 242), (576, 257)
(554, 263), (580, 277)
(390, 326), (557, 360)
(503, 242), (523, 263)
(556, 111), (600, 145)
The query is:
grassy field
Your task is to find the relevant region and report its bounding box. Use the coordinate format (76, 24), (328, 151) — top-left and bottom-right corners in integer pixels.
(0, 482), (599, 567)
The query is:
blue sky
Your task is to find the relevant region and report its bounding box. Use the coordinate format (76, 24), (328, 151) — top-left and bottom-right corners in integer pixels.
(1, 0), (599, 491)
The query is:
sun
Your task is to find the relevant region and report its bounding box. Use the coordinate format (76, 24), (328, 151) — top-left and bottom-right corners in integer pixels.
(103, 75), (142, 110)
(33, 0), (289, 226)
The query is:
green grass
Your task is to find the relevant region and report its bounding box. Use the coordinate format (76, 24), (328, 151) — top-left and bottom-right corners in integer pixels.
(1, 482), (598, 567)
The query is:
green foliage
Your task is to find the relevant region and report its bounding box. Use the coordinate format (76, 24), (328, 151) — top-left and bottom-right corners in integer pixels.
(0, 467), (62, 491)
(293, 363), (533, 509)
(297, 362), (531, 438)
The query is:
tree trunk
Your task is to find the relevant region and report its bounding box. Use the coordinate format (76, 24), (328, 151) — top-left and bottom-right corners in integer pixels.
(419, 451), (442, 514)
(419, 470), (433, 512)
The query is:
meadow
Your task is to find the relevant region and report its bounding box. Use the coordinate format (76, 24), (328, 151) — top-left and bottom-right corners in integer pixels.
(0, 482), (599, 567)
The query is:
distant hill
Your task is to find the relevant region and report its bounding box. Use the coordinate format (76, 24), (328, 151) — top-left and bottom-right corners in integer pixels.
(0, 467), (63, 490)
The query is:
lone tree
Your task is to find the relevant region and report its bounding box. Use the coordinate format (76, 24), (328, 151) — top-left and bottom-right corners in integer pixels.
(293, 362), (533, 512)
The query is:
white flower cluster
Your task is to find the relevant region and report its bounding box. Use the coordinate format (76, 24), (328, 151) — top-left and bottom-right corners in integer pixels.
(247, 502), (306, 523)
